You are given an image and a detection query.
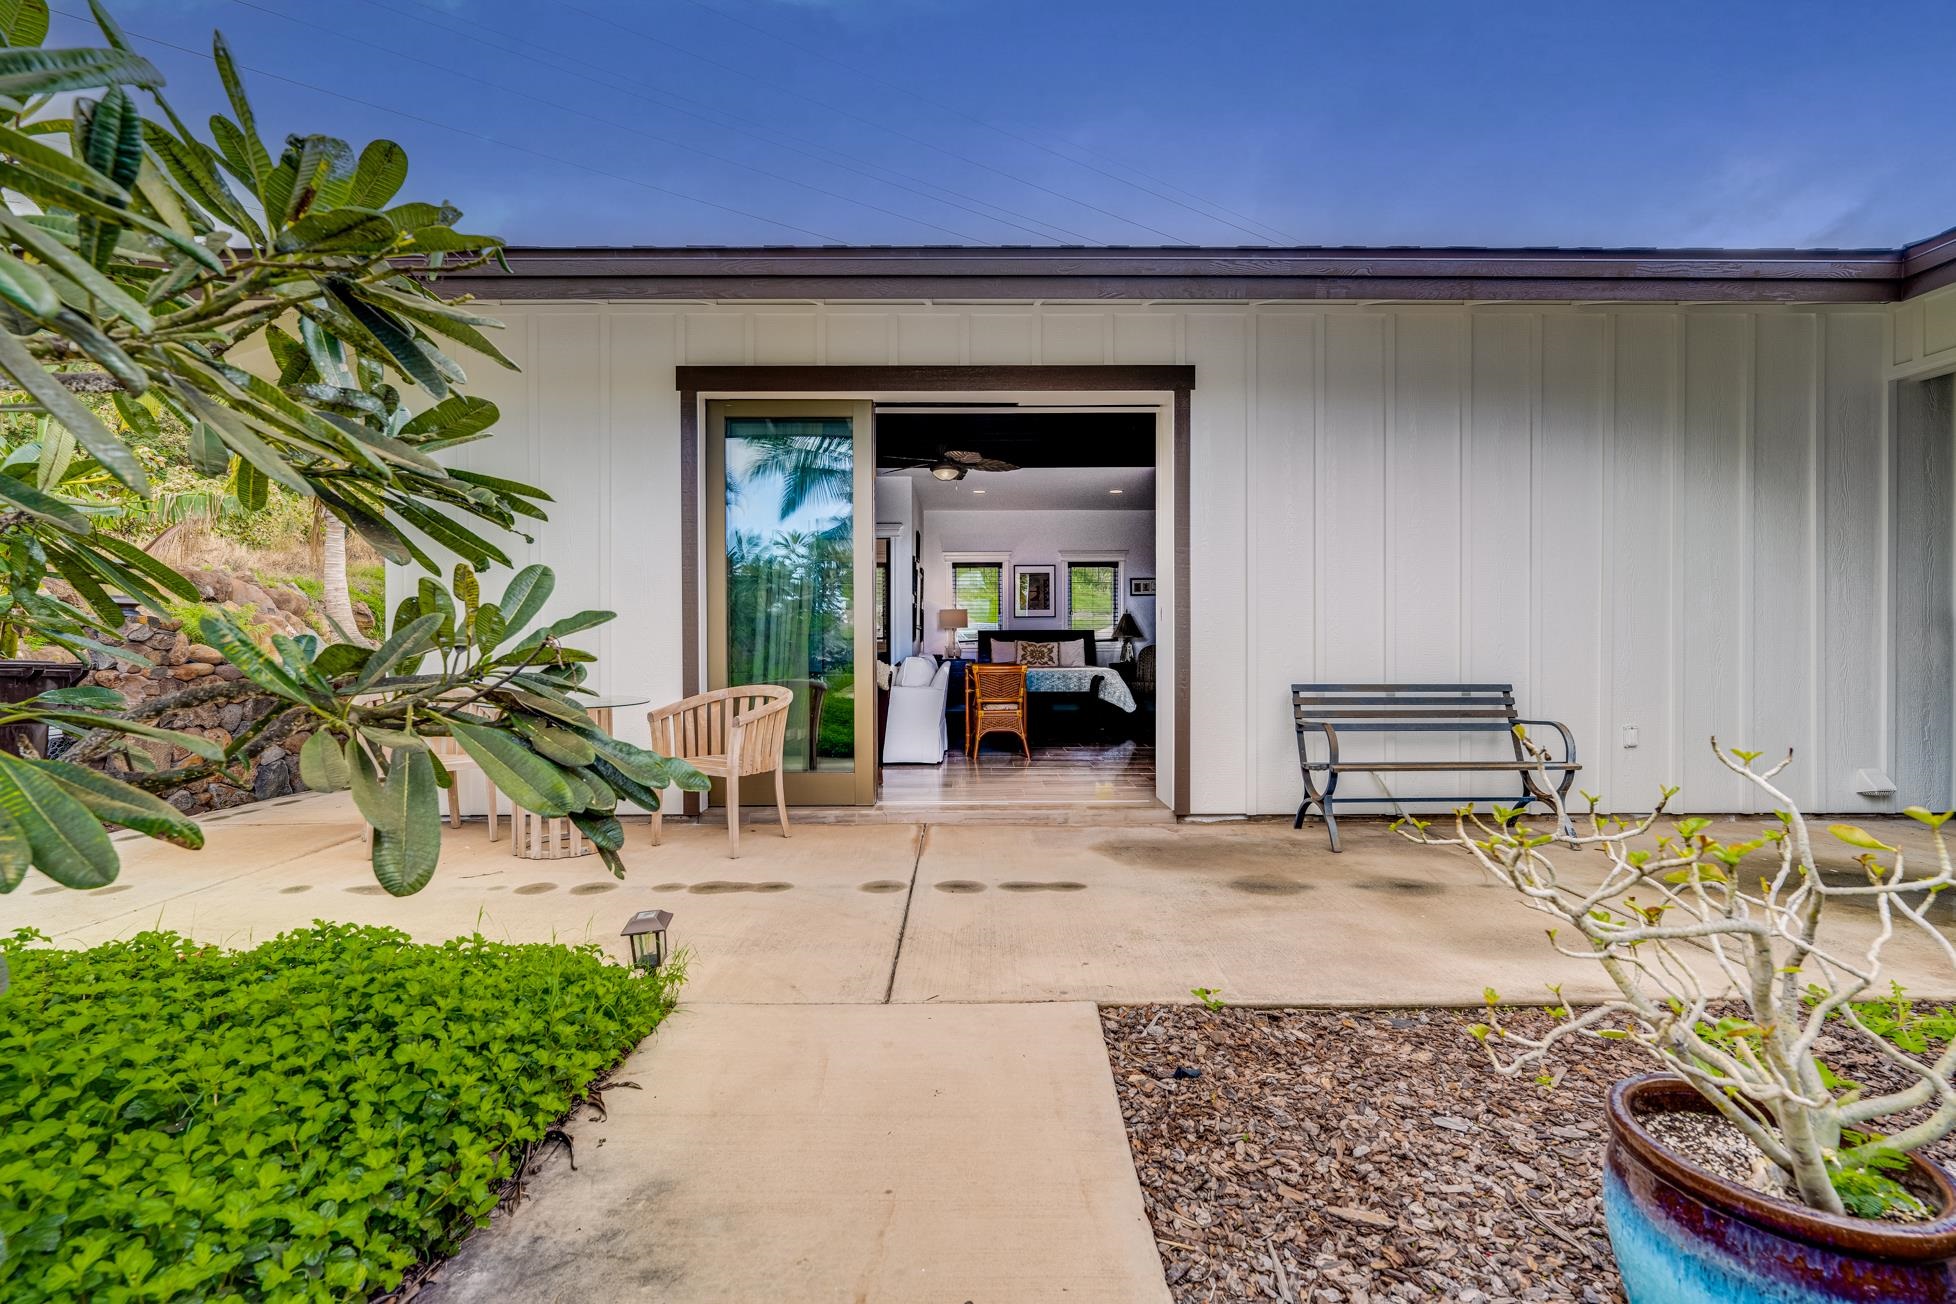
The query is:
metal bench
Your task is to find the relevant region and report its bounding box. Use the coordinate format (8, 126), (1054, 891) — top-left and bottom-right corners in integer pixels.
(1291, 683), (1579, 851)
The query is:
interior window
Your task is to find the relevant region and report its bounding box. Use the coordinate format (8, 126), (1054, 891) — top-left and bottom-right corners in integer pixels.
(1066, 562), (1120, 638)
(951, 561), (1001, 648)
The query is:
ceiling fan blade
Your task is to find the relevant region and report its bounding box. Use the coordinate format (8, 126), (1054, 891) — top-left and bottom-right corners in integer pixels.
(943, 449), (986, 464)
(969, 459), (1020, 473)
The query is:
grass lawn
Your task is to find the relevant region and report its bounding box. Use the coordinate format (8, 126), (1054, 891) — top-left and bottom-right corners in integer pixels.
(816, 670), (855, 759)
(0, 923), (681, 1302)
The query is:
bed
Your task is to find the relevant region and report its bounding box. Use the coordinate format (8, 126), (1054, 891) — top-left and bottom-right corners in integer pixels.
(967, 630), (1137, 740)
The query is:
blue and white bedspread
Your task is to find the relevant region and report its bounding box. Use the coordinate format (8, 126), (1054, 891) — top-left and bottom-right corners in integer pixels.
(1025, 668), (1137, 713)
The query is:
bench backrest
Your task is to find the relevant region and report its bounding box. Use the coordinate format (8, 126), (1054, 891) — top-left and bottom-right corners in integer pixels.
(1292, 683), (1519, 733)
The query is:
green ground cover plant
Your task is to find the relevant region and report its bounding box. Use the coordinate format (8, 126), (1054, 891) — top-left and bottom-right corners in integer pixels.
(0, 922), (682, 1301)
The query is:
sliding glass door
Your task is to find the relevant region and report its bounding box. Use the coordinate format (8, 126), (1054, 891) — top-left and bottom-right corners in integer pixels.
(705, 400), (876, 805)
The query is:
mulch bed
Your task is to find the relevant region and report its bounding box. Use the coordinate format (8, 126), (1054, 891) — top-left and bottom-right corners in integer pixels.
(1102, 1004), (1956, 1304)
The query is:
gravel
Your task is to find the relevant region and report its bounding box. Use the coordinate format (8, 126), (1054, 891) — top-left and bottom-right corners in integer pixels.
(1104, 1004), (1956, 1303)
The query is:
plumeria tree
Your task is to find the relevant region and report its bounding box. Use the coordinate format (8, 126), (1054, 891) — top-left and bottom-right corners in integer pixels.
(1402, 736), (1956, 1218)
(0, 0), (703, 897)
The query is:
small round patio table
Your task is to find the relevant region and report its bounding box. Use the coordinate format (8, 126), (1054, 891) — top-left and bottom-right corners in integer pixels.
(510, 695), (649, 860)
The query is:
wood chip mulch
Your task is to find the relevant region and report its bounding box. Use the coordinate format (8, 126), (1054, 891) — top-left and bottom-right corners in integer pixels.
(1105, 1004), (1956, 1304)
(1105, 1005), (1645, 1304)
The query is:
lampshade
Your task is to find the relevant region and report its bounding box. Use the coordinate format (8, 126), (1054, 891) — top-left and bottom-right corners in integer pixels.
(1112, 611), (1145, 639)
(937, 608), (970, 630)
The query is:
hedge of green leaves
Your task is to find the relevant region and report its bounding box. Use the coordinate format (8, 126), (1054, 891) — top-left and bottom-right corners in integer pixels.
(0, 923), (681, 1302)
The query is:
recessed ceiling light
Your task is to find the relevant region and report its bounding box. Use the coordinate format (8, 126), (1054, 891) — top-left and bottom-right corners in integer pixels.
(1108, 488), (1123, 494)
(971, 488), (986, 494)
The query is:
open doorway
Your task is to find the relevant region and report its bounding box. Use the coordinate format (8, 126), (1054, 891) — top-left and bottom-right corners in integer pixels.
(874, 406), (1161, 815)
(682, 366), (1191, 817)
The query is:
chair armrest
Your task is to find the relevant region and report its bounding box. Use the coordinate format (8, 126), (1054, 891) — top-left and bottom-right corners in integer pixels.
(732, 692), (795, 771)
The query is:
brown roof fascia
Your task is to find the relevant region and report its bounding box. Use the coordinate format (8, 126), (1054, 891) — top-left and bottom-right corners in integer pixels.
(414, 238), (1954, 305)
(1901, 225), (1956, 298)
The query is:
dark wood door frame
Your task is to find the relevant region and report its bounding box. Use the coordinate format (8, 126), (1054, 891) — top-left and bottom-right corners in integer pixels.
(678, 364), (1195, 816)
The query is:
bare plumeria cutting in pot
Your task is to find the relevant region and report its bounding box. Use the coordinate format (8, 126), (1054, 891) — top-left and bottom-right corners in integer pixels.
(1397, 736), (1956, 1222)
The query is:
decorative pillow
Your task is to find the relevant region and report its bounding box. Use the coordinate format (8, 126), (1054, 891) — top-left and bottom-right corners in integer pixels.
(1056, 641), (1087, 668)
(988, 640), (1017, 663)
(1017, 640), (1060, 667)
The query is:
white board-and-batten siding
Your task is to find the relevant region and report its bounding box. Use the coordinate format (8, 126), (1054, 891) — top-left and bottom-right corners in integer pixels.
(415, 300), (1916, 818)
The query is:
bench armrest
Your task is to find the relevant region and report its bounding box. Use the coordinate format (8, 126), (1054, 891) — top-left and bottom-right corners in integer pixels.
(1514, 718), (1577, 766)
(1293, 718), (1341, 769)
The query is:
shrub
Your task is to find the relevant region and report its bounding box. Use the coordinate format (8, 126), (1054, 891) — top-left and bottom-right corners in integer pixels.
(1403, 738), (1956, 1218)
(0, 923), (682, 1301)
(348, 563), (386, 628)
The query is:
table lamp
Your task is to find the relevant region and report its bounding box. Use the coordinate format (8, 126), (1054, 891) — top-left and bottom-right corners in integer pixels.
(1112, 610), (1145, 662)
(937, 607), (969, 657)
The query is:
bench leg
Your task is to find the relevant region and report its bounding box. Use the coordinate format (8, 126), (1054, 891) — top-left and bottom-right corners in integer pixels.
(1520, 777), (1580, 845)
(1293, 769), (1342, 851)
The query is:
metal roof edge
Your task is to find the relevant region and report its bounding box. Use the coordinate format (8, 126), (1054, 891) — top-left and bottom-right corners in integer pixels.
(413, 230), (1956, 305)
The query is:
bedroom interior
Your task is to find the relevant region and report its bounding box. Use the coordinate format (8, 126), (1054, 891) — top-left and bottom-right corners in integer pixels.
(873, 407), (1160, 813)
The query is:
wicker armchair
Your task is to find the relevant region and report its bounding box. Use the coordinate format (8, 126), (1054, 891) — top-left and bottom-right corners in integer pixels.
(647, 685), (794, 858)
(966, 663), (1030, 761)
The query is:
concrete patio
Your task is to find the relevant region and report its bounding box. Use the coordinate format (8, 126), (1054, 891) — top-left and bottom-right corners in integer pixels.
(17, 796), (1956, 1007)
(8, 797), (1955, 1301)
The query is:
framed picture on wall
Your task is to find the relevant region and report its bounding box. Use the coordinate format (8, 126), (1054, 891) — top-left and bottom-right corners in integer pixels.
(1129, 577), (1156, 597)
(911, 531), (924, 643)
(1013, 564), (1056, 618)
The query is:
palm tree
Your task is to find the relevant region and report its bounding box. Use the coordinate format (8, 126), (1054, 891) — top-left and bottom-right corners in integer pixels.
(314, 501), (365, 644)
(741, 432), (851, 516)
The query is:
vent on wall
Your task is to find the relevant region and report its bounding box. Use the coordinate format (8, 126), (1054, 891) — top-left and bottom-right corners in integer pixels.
(1854, 769), (1897, 798)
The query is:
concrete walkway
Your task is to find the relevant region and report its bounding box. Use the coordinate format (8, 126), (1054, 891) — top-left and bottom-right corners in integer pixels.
(426, 1003), (1167, 1304)
(9, 798), (1955, 1301)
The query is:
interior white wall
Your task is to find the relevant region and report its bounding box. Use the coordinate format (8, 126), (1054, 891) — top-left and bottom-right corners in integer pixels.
(920, 508), (1156, 661)
(409, 300), (1909, 818)
(873, 475), (917, 661)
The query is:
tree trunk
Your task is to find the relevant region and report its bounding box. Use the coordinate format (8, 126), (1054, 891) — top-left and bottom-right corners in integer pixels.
(320, 510), (366, 645)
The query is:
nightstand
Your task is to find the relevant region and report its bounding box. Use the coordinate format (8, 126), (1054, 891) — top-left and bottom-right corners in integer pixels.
(944, 657), (972, 747)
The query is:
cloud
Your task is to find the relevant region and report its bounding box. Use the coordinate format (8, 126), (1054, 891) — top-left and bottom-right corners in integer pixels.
(1676, 150), (1894, 248)
(715, 0), (958, 15)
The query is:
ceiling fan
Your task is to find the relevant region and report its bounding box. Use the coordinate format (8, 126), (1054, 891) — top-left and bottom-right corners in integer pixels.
(879, 448), (1021, 481)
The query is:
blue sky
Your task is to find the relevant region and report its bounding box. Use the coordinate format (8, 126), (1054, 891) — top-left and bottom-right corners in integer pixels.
(60, 0), (1956, 249)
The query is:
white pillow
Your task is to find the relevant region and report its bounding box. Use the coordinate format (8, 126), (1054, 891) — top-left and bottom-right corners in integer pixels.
(895, 655), (937, 686)
(1057, 641), (1086, 668)
(988, 640), (1017, 663)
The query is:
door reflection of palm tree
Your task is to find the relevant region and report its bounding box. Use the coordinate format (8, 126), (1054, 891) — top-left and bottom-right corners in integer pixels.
(745, 433), (851, 515)
(727, 432), (856, 767)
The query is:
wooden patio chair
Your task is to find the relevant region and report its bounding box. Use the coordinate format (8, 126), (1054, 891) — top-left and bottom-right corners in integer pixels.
(360, 702), (502, 848)
(966, 663), (1030, 761)
(647, 685), (794, 858)
(432, 732), (501, 839)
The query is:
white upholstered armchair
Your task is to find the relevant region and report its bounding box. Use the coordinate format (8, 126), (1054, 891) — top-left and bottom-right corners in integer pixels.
(881, 655), (951, 764)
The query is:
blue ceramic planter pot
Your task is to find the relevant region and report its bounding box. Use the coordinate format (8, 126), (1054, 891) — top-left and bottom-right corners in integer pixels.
(1604, 1076), (1956, 1303)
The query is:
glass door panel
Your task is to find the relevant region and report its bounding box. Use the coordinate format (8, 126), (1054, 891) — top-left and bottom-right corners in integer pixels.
(706, 400), (875, 805)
